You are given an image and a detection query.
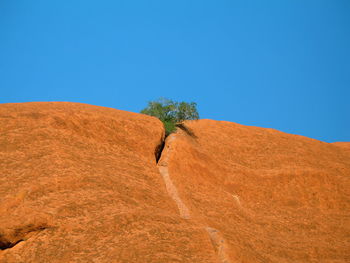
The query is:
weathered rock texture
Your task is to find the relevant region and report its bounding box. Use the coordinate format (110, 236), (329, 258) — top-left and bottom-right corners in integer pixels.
(0, 102), (349, 262)
(168, 120), (350, 263)
(332, 142), (350, 154)
(0, 103), (216, 263)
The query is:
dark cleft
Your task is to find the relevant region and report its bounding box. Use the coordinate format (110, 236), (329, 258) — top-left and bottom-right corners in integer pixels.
(155, 139), (165, 163)
(0, 238), (24, 250)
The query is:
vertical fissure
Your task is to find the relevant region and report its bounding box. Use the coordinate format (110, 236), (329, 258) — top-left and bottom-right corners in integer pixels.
(154, 127), (231, 263)
(156, 133), (191, 219)
(155, 139), (165, 163)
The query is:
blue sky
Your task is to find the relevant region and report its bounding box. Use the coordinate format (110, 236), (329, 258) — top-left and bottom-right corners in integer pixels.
(1, 0), (349, 142)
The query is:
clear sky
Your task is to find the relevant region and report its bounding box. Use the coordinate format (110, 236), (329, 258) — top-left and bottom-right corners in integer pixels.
(1, 0), (349, 142)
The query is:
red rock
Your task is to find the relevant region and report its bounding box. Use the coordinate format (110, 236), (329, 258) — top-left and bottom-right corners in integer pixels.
(0, 103), (349, 262)
(168, 120), (350, 262)
(332, 142), (350, 154)
(0, 103), (216, 263)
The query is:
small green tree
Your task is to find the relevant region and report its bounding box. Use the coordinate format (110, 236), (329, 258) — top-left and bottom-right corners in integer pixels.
(176, 101), (199, 122)
(141, 98), (199, 135)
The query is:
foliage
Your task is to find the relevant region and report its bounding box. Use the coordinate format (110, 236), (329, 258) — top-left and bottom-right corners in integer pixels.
(140, 98), (199, 135)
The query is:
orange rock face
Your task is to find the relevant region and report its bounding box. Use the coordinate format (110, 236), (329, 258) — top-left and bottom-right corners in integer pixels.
(0, 102), (349, 262)
(332, 142), (350, 154)
(0, 103), (215, 263)
(168, 120), (350, 263)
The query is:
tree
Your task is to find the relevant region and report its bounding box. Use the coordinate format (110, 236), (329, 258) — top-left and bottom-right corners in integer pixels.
(176, 101), (199, 122)
(140, 98), (199, 135)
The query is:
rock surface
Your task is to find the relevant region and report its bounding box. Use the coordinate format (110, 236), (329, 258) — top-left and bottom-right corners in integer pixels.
(168, 120), (350, 263)
(0, 102), (349, 262)
(332, 142), (350, 154)
(0, 103), (216, 263)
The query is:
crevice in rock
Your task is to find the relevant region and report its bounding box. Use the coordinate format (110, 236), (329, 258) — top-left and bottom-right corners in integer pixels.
(0, 239), (24, 250)
(154, 130), (231, 262)
(156, 133), (191, 219)
(155, 138), (165, 163)
(155, 123), (196, 163)
(0, 225), (48, 251)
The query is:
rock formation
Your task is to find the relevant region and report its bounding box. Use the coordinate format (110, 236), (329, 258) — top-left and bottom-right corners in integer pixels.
(0, 102), (349, 262)
(165, 120), (350, 262)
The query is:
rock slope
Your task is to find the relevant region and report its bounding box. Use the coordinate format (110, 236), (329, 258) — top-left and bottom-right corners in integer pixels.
(0, 103), (216, 263)
(0, 102), (349, 262)
(167, 120), (350, 262)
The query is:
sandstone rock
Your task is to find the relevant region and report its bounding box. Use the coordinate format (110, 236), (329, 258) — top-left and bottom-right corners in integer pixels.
(167, 120), (350, 262)
(332, 142), (350, 154)
(0, 103), (216, 263)
(0, 103), (349, 262)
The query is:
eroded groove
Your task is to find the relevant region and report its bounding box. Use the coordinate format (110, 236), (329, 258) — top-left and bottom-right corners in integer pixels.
(158, 165), (191, 219)
(205, 227), (231, 263)
(155, 130), (231, 262)
(155, 139), (165, 163)
(157, 134), (191, 219)
(0, 239), (24, 250)
(0, 225), (48, 251)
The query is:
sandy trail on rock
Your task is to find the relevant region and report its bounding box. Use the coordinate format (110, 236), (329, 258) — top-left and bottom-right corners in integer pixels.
(157, 134), (191, 219)
(158, 133), (231, 263)
(205, 227), (231, 263)
(158, 166), (191, 219)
